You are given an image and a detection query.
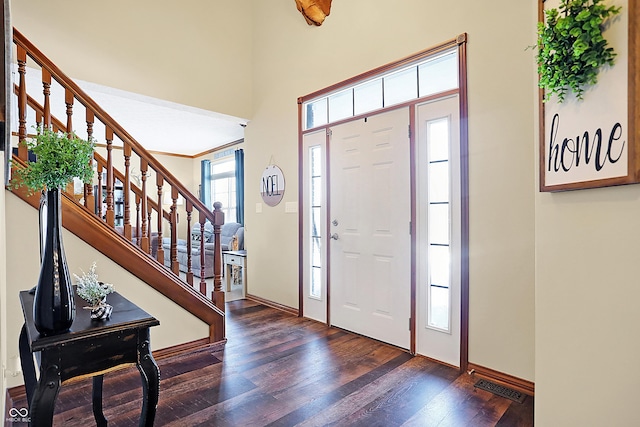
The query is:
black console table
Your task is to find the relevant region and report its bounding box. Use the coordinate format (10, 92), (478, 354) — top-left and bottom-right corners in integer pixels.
(19, 289), (160, 426)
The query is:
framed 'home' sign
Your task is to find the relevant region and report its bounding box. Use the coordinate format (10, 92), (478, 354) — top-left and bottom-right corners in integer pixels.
(539, 0), (640, 191)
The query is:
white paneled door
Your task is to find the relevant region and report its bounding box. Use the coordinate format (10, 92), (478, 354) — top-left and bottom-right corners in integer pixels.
(329, 108), (411, 349)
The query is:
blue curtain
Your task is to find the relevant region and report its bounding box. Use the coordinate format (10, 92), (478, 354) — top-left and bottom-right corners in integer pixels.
(200, 159), (211, 209)
(235, 149), (245, 224)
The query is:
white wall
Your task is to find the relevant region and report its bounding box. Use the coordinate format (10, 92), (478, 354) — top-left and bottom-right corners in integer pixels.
(245, 0), (536, 382)
(3, 191), (209, 389)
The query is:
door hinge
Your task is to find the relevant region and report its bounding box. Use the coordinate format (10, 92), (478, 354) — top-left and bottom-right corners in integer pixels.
(409, 221), (412, 235)
(327, 128), (332, 138)
(408, 125), (411, 139)
(409, 317), (412, 331)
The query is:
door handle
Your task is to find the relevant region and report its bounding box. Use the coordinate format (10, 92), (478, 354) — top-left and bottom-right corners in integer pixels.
(330, 233), (339, 240)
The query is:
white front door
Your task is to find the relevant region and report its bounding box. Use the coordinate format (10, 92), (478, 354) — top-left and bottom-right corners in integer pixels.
(416, 95), (461, 366)
(329, 108), (411, 349)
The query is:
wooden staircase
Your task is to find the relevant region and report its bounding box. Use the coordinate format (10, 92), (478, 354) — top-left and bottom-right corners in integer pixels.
(9, 28), (226, 343)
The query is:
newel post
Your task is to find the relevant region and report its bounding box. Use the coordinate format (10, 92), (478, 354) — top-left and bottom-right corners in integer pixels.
(212, 201), (225, 310)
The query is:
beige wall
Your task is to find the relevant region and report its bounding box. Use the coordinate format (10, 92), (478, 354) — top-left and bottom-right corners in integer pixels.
(534, 0), (640, 423)
(245, 0), (536, 382)
(5, 1), (640, 424)
(0, 160), (7, 417)
(536, 186), (640, 425)
(11, 0), (253, 119)
(3, 191), (209, 389)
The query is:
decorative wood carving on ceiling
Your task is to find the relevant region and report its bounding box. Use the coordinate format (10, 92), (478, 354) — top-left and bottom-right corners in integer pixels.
(295, 0), (332, 26)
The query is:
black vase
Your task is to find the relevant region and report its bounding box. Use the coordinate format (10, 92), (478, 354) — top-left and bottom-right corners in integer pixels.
(33, 188), (75, 335)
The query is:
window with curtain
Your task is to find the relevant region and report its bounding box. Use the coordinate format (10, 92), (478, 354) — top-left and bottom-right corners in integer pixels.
(210, 159), (237, 222)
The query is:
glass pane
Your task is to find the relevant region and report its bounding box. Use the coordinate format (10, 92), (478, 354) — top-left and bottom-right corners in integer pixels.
(213, 177), (229, 193)
(212, 160), (234, 174)
(306, 98), (328, 129)
(312, 176), (322, 206)
(428, 203), (449, 245)
(311, 207), (322, 238)
(384, 66), (417, 107)
(428, 285), (450, 330)
(229, 189), (237, 208)
(312, 236), (322, 267)
(428, 118), (449, 161)
(310, 146), (321, 177)
(429, 161), (449, 203)
(354, 79), (383, 115)
(311, 265), (322, 298)
(429, 244), (450, 287)
(328, 89), (353, 122)
(419, 51), (458, 97)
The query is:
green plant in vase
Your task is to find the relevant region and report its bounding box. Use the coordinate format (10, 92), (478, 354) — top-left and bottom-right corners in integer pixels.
(12, 127), (95, 193)
(536, 0), (621, 102)
(11, 127), (95, 334)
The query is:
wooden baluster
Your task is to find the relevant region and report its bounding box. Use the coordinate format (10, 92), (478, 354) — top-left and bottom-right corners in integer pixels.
(105, 127), (114, 227)
(84, 110), (95, 210)
(135, 195), (141, 246)
(65, 88), (73, 134)
(35, 111), (42, 131)
(62, 89), (76, 197)
(96, 164), (103, 220)
(212, 202), (225, 316)
(156, 176), (164, 264)
(42, 69), (51, 129)
(147, 203), (153, 248)
(140, 159), (149, 253)
(185, 200), (193, 286)
(170, 186), (179, 275)
(17, 46), (27, 160)
(123, 143), (132, 240)
(198, 211), (207, 295)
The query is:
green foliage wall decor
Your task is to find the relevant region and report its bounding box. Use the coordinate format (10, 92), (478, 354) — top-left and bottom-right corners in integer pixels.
(537, 0), (621, 103)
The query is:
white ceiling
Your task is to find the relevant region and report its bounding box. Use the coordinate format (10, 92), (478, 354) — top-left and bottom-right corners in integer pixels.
(76, 79), (249, 157)
(21, 67), (248, 157)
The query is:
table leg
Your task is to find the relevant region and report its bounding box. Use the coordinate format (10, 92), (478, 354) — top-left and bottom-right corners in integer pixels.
(241, 260), (246, 298)
(92, 375), (108, 427)
(29, 362), (61, 426)
(226, 262), (232, 292)
(137, 330), (160, 427)
(19, 324), (37, 406)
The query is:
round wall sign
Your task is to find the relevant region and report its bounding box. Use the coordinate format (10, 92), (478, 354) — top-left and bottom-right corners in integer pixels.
(260, 165), (285, 206)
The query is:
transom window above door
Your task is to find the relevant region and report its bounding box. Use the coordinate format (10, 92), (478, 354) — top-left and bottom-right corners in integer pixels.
(303, 50), (458, 130)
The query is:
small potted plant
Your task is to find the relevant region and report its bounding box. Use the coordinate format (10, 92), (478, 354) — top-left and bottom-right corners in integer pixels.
(74, 262), (115, 320)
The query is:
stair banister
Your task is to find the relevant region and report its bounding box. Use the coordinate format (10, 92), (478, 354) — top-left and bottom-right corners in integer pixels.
(11, 27), (228, 343)
(12, 28), (215, 227)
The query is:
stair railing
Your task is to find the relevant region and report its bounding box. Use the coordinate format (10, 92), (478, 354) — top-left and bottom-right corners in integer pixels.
(12, 28), (227, 320)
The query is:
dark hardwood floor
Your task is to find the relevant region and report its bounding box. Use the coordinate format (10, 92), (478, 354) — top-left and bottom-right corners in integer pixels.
(8, 299), (534, 426)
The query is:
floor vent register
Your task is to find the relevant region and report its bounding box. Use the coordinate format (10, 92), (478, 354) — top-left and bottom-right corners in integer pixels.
(473, 379), (526, 403)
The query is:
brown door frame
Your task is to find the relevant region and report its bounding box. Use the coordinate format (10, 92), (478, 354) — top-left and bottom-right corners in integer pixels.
(297, 34), (470, 372)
